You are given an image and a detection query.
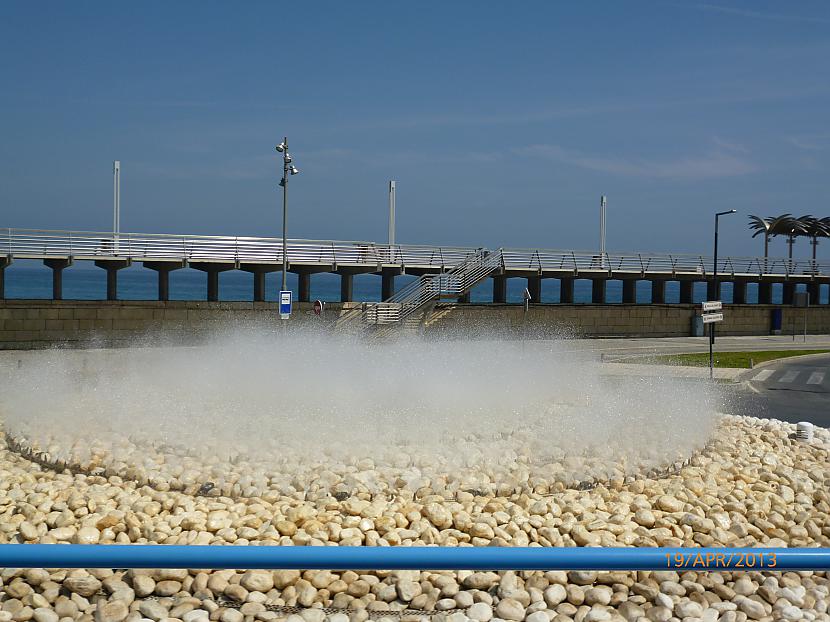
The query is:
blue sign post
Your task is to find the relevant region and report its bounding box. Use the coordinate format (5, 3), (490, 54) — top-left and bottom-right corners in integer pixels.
(279, 290), (292, 320)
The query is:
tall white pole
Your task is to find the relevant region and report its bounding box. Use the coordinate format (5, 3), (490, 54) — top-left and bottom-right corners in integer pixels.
(113, 161), (121, 253)
(600, 195), (607, 268)
(388, 180), (396, 246)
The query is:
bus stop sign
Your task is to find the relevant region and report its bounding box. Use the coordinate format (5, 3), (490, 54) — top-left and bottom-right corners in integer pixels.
(279, 290), (292, 320)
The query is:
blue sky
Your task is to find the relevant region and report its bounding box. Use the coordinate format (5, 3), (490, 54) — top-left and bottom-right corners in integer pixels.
(1, 1), (829, 257)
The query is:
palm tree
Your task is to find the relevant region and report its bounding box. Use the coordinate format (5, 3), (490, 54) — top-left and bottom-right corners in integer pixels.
(749, 214), (795, 258)
(798, 215), (830, 261)
(778, 216), (808, 259)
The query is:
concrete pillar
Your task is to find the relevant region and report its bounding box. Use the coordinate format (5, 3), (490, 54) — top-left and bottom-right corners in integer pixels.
(758, 281), (772, 304)
(0, 257), (10, 300)
(706, 279), (721, 301)
(44, 258), (72, 300)
(783, 282), (795, 306)
(239, 265), (279, 303)
(381, 268), (400, 300)
(591, 279), (606, 304)
(190, 263), (235, 302)
(651, 279), (666, 304)
(94, 260), (131, 301)
(143, 263), (178, 302)
(493, 275), (507, 303)
(622, 279), (636, 304)
(679, 281), (694, 304)
(340, 273), (354, 303)
(732, 281), (748, 305)
(808, 282), (821, 305)
(297, 271), (312, 303)
(457, 291), (471, 303)
(527, 276), (542, 303)
(559, 277), (574, 304)
(730, 280), (747, 305)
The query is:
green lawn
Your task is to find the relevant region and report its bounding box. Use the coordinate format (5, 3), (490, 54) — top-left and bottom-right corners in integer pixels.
(648, 349), (830, 369)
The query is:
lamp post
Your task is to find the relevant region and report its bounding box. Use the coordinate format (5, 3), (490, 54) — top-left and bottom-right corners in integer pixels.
(711, 209), (736, 377)
(275, 138), (299, 312)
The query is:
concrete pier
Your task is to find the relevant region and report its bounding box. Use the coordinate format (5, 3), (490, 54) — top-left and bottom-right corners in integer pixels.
(592, 279), (606, 304)
(492, 275), (507, 303)
(783, 282), (795, 306)
(560, 277), (575, 303)
(294, 267), (330, 303)
(622, 279), (636, 304)
(94, 259), (131, 301)
(144, 261), (185, 302)
(191, 262), (234, 302)
(238, 264), (279, 302)
(651, 280), (666, 304)
(679, 281), (694, 304)
(808, 282), (820, 305)
(43, 259), (72, 301)
(381, 268), (402, 300)
(733, 280), (748, 305)
(527, 276), (542, 302)
(0, 257), (9, 300)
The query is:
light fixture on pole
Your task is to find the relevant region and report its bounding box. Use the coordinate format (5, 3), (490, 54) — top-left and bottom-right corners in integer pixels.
(599, 195), (607, 269)
(113, 161), (121, 254)
(276, 138), (300, 320)
(710, 209), (736, 377)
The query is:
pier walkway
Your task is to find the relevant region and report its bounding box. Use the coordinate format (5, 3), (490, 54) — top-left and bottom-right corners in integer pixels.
(2, 228), (829, 305)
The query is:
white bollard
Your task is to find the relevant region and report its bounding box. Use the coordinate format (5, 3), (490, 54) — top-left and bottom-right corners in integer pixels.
(796, 421), (814, 443)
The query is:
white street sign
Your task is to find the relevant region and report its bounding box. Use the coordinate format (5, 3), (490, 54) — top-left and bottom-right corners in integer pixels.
(702, 312), (723, 324)
(702, 301), (722, 312)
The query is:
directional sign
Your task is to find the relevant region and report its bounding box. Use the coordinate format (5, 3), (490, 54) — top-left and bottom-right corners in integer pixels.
(279, 290), (292, 320)
(702, 301), (722, 312)
(702, 312), (723, 324)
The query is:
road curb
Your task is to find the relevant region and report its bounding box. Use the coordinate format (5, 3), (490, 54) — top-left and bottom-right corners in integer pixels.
(739, 350), (830, 381)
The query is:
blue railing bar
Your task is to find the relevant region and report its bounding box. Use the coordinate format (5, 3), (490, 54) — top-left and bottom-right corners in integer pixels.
(0, 545), (828, 571)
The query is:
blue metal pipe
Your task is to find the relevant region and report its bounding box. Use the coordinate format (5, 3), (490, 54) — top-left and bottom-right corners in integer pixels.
(1, 545), (828, 571)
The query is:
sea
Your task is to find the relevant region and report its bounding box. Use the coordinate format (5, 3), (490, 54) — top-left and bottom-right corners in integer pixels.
(2, 262), (814, 305)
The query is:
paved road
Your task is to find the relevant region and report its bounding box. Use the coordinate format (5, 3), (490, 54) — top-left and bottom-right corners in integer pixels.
(723, 353), (830, 427)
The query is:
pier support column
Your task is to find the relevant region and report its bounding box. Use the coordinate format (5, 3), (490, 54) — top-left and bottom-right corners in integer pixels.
(808, 282), (821, 305)
(0, 257), (10, 300)
(783, 282), (795, 306)
(559, 277), (574, 303)
(706, 279), (721, 301)
(526, 276), (542, 303)
(622, 279), (636, 304)
(591, 279), (606, 304)
(94, 259), (131, 301)
(758, 281), (772, 304)
(731, 280), (747, 305)
(44, 258), (72, 301)
(651, 279), (666, 304)
(381, 268), (402, 300)
(297, 271), (312, 303)
(457, 291), (471, 303)
(492, 275), (507, 303)
(340, 273), (354, 302)
(144, 262), (185, 302)
(238, 264), (279, 302)
(679, 280), (694, 304)
(191, 262), (235, 302)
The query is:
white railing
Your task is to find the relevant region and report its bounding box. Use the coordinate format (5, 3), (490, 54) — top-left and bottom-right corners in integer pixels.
(500, 248), (829, 278)
(0, 228), (475, 269)
(3, 227), (828, 279)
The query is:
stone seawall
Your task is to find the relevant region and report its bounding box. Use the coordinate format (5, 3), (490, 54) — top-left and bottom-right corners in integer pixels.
(1, 299), (829, 348)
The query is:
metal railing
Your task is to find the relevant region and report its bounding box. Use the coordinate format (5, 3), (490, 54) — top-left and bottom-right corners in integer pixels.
(340, 249), (503, 333)
(3, 228), (828, 279)
(1, 228), (475, 269)
(500, 248), (829, 278)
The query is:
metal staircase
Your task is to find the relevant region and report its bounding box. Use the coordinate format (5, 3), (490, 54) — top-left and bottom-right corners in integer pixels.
(337, 249), (504, 337)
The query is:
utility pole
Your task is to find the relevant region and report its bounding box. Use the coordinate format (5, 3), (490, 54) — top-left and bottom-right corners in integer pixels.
(388, 181), (396, 246)
(600, 195), (607, 268)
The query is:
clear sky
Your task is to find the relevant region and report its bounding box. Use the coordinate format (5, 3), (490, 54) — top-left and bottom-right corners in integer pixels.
(1, 2), (828, 257)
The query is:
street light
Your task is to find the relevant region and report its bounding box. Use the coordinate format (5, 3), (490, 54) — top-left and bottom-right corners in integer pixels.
(710, 209), (736, 377)
(276, 137), (300, 303)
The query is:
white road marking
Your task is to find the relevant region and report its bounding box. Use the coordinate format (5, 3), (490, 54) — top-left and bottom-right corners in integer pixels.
(806, 371), (825, 385)
(778, 371), (799, 383)
(752, 369), (774, 382)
